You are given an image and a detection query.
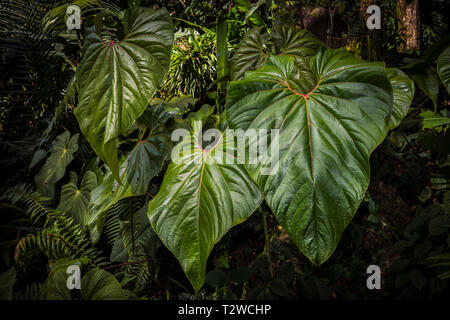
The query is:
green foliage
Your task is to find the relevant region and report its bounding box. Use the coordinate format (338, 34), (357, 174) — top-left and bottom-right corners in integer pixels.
(43, 265), (134, 300)
(148, 122), (263, 292)
(387, 68), (415, 130)
(226, 48), (409, 265)
(230, 26), (325, 81)
(160, 30), (216, 100)
(437, 46), (450, 95)
(34, 131), (79, 198)
(57, 171), (97, 228)
(1, 1), (450, 301)
(75, 7), (173, 178)
(0, 267), (17, 300)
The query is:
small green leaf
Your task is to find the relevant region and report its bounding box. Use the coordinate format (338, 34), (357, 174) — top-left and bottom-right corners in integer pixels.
(437, 46), (450, 95)
(0, 267), (16, 300)
(419, 111), (450, 130)
(269, 279), (289, 297)
(81, 268), (133, 300)
(57, 171), (97, 228)
(386, 68), (415, 130)
(407, 66), (439, 111)
(35, 131), (79, 197)
(428, 215), (450, 236)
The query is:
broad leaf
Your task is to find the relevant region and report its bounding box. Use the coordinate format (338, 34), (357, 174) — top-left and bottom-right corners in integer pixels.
(89, 128), (170, 243)
(230, 26), (324, 81)
(43, 265), (133, 300)
(75, 7), (173, 177)
(35, 131), (79, 197)
(406, 64), (439, 111)
(81, 268), (133, 300)
(387, 68), (415, 130)
(147, 123), (263, 292)
(419, 111), (450, 130)
(0, 267), (16, 300)
(57, 171), (97, 228)
(437, 46), (450, 95)
(227, 50), (393, 265)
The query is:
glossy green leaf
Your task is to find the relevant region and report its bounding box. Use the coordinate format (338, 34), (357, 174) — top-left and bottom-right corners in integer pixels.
(227, 49), (393, 265)
(407, 65), (439, 111)
(387, 68), (415, 130)
(234, 0), (265, 26)
(81, 268), (133, 300)
(437, 46), (450, 95)
(90, 134), (170, 214)
(147, 123), (263, 292)
(57, 171), (97, 228)
(43, 268), (72, 300)
(35, 131), (79, 197)
(419, 111), (450, 130)
(230, 26), (324, 81)
(75, 7), (173, 177)
(0, 267), (16, 300)
(43, 265), (133, 300)
(275, 26), (326, 92)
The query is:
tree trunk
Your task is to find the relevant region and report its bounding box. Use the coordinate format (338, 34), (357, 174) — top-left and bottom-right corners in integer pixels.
(360, 0), (378, 61)
(301, 6), (328, 43)
(397, 0), (420, 52)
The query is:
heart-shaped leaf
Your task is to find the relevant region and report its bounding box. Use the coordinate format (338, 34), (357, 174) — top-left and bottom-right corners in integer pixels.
(89, 119), (171, 242)
(57, 171), (97, 228)
(35, 131), (79, 197)
(75, 7), (173, 177)
(147, 123), (263, 292)
(230, 26), (324, 81)
(227, 49), (393, 265)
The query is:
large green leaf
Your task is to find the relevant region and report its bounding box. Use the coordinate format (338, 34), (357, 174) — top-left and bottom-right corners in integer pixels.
(89, 125), (171, 243)
(35, 131), (79, 197)
(57, 171), (97, 228)
(227, 49), (393, 265)
(387, 68), (415, 130)
(405, 64), (439, 111)
(230, 26), (324, 81)
(437, 46), (450, 95)
(43, 264), (133, 300)
(147, 123), (263, 292)
(75, 7), (173, 177)
(419, 111), (450, 130)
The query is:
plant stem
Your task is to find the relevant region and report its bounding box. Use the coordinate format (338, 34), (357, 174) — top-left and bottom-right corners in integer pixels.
(262, 209), (274, 277)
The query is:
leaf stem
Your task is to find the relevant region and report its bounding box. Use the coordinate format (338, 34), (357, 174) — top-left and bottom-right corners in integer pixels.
(262, 209), (274, 277)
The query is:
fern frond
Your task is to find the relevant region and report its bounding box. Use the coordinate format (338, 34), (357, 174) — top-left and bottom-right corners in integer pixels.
(42, 0), (121, 33)
(14, 281), (44, 300)
(2, 183), (56, 223)
(103, 196), (146, 246)
(3, 183), (106, 266)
